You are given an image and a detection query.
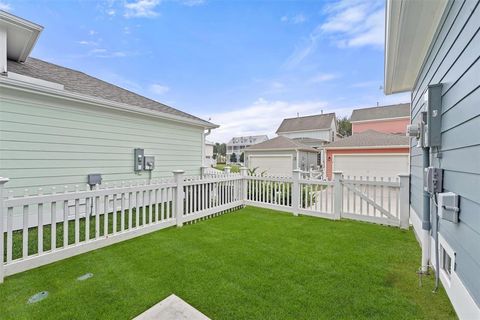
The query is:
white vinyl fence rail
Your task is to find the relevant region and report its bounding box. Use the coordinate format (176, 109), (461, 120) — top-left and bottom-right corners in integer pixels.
(0, 168), (409, 283)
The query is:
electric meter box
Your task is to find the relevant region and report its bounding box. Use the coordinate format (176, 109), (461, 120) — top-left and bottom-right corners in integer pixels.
(425, 84), (443, 147)
(144, 156), (155, 171)
(134, 148), (144, 172)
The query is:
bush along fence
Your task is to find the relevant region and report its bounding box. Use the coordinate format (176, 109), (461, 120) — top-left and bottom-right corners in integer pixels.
(0, 168), (409, 283)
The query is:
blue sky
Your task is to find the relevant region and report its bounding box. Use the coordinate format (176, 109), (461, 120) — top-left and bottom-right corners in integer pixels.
(2, 0), (409, 142)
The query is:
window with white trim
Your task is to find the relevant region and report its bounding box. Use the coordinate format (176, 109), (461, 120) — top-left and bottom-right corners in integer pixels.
(440, 247), (453, 278)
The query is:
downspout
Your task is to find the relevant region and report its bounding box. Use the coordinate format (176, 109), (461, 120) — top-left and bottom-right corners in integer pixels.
(421, 144), (431, 273)
(202, 128), (212, 167)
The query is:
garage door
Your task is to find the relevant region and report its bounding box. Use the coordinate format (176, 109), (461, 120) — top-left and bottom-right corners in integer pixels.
(333, 154), (409, 179)
(249, 155), (292, 177)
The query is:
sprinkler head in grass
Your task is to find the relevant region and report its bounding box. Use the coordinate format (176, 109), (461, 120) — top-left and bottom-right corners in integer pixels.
(27, 291), (49, 304)
(77, 273), (94, 281)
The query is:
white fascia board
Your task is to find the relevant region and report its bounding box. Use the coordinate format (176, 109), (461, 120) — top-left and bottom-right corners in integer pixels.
(325, 145), (409, 150)
(351, 116), (410, 123)
(384, 0), (448, 94)
(0, 10), (43, 62)
(0, 76), (218, 129)
(277, 128), (331, 134)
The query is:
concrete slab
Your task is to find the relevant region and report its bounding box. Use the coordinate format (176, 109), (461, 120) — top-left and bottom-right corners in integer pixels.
(133, 294), (210, 320)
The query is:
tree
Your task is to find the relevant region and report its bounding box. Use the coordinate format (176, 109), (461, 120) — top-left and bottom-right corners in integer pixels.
(214, 142), (226, 156)
(239, 152), (244, 163)
(337, 116), (352, 137)
(230, 152), (237, 163)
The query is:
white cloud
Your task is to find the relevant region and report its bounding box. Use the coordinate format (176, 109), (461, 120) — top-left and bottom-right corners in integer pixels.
(281, 13), (307, 24)
(320, 0), (384, 48)
(106, 8), (116, 16)
(285, 0), (384, 68)
(78, 40), (98, 46)
(204, 98), (330, 142)
(181, 0), (205, 6)
(0, 1), (12, 11)
(89, 30), (98, 35)
(149, 83), (170, 95)
(88, 48), (133, 58)
(124, 0), (160, 18)
(309, 73), (339, 83)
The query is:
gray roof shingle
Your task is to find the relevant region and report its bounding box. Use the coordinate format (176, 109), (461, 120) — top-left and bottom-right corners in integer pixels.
(7, 57), (215, 127)
(245, 136), (319, 152)
(350, 103), (410, 122)
(326, 130), (409, 148)
(276, 113), (335, 133)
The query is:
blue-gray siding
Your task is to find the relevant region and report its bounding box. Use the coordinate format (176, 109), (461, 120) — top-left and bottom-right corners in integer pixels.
(410, 0), (480, 306)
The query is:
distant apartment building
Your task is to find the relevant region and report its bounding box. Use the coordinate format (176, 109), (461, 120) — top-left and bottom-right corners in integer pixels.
(226, 135), (269, 163)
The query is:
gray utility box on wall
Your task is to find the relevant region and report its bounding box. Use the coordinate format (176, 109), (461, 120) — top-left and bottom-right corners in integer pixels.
(134, 148), (144, 172)
(143, 156), (155, 171)
(425, 84), (443, 147)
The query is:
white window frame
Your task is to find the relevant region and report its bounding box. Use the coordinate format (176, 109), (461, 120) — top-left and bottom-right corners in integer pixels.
(438, 234), (455, 288)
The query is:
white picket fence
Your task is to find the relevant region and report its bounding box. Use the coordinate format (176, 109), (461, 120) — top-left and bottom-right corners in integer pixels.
(0, 169), (409, 283)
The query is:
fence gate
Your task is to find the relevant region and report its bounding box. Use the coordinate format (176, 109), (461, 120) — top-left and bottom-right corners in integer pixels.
(340, 175), (408, 228)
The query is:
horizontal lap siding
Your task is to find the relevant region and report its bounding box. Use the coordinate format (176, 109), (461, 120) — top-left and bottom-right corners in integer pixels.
(410, 0), (480, 306)
(0, 89), (203, 195)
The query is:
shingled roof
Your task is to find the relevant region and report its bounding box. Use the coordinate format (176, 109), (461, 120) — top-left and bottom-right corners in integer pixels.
(350, 103), (410, 122)
(326, 130), (409, 148)
(245, 136), (319, 152)
(276, 113), (335, 133)
(7, 57), (215, 127)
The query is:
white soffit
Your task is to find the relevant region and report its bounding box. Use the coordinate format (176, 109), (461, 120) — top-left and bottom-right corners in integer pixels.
(384, 0), (448, 94)
(0, 10), (43, 62)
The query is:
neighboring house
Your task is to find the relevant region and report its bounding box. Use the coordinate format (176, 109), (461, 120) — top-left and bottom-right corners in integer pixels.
(204, 140), (216, 167)
(351, 103), (410, 134)
(325, 104), (411, 180)
(0, 11), (217, 197)
(385, 0), (480, 318)
(226, 135), (268, 163)
(276, 113), (337, 169)
(243, 136), (319, 177)
(325, 130), (409, 180)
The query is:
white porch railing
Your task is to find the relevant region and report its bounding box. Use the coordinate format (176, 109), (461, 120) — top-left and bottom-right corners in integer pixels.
(0, 169), (409, 283)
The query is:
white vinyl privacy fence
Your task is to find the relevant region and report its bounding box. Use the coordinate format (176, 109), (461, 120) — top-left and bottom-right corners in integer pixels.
(0, 169), (409, 283)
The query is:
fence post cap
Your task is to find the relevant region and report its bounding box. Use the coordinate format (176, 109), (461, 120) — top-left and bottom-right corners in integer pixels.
(292, 169), (302, 172)
(397, 173), (410, 178)
(172, 170), (185, 174)
(333, 171), (343, 175)
(0, 177), (9, 184)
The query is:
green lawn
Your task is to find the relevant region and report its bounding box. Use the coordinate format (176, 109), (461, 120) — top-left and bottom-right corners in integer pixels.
(214, 163), (240, 173)
(0, 207), (456, 319)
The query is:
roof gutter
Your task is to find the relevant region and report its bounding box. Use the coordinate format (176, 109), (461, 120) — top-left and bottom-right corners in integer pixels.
(0, 76), (219, 129)
(325, 145), (409, 150)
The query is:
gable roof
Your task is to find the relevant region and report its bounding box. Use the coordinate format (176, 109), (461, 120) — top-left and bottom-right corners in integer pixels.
(325, 130), (409, 149)
(6, 57), (216, 128)
(245, 136), (319, 152)
(227, 135), (269, 146)
(350, 103), (410, 122)
(276, 113), (335, 133)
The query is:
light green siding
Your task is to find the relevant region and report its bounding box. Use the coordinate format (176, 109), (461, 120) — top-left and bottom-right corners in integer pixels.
(0, 87), (204, 195)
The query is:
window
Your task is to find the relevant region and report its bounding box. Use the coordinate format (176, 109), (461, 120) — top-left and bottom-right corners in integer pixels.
(441, 247), (452, 278)
(317, 152), (322, 166)
(438, 235), (455, 287)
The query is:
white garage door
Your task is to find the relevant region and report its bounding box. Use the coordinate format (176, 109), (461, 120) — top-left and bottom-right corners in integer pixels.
(333, 154), (409, 179)
(249, 155), (292, 177)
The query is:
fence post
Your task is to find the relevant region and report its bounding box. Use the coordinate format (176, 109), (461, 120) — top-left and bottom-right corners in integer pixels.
(292, 169), (301, 216)
(398, 174), (410, 229)
(200, 166), (208, 178)
(240, 167), (248, 207)
(333, 171), (343, 220)
(173, 170), (185, 227)
(223, 166), (231, 174)
(0, 177), (9, 284)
